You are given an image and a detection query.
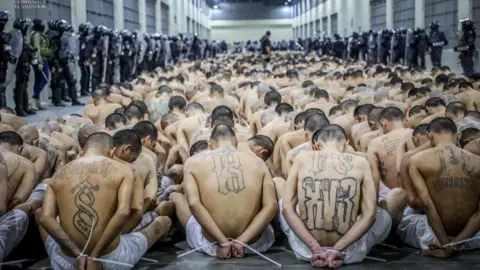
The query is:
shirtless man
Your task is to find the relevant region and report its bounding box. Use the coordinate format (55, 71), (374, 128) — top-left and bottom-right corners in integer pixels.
(0, 110), (26, 131)
(398, 118), (480, 257)
(285, 113), (330, 175)
(170, 124), (277, 258)
(304, 89), (336, 114)
(84, 89), (122, 125)
(367, 107), (412, 197)
(281, 125), (395, 268)
(258, 103), (294, 143)
(37, 132), (171, 269)
(421, 97), (446, 124)
(105, 113), (127, 130)
(168, 96), (187, 120)
(131, 121), (160, 210)
(358, 107), (384, 152)
(250, 91), (281, 136)
(0, 113), (14, 132)
(406, 105), (427, 129)
(174, 102), (207, 152)
(332, 100), (358, 146)
(124, 104), (145, 125)
(351, 104), (375, 150)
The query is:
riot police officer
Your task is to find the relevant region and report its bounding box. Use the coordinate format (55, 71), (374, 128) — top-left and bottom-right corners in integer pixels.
(348, 32), (360, 61)
(427, 21), (448, 68)
(59, 21), (83, 105)
(359, 31), (369, 62)
(391, 28), (406, 65)
(91, 25), (108, 91)
(47, 20), (65, 106)
(379, 29), (393, 65)
(332, 33), (346, 59)
(13, 18), (36, 116)
(367, 30), (378, 65)
(455, 18), (476, 76)
(106, 29), (120, 84)
(321, 37), (332, 56)
(416, 28), (427, 69)
(0, 10), (11, 107)
(120, 29), (134, 82)
(78, 22), (92, 96)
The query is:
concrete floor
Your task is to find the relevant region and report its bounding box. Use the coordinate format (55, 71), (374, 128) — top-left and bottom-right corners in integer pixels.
(4, 99), (480, 270)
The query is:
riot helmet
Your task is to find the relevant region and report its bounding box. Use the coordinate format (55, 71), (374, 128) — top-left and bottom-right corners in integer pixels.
(0, 10), (9, 31)
(460, 18), (474, 31)
(32, 18), (45, 32)
(430, 21), (439, 31)
(13, 18), (32, 35)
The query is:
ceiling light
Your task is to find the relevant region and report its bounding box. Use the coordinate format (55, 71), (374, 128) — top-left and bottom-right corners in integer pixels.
(213, 5), (218, 9)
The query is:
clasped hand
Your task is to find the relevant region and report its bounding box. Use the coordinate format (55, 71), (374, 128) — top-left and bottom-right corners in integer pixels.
(311, 247), (344, 268)
(215, 241), (245, 259)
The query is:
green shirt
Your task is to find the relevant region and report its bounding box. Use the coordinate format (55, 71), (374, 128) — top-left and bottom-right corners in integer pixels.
(30, 31), (52, 61)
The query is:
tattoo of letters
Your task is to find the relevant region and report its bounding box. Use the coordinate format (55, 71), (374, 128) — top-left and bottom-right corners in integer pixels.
(302, 177), (357, 235)
(212, 152), (246, 195)
(71, 181), (100, 239)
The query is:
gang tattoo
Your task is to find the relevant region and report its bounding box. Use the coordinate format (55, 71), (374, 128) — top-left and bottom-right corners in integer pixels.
(71, 181), (100, 239)
(379, 161), (388, 178)
(309, 152), (353, 176)
(302, 177), (358, 235)
(433, 176), (478, 192)
(211, 150), (246, 195)
(382, 136), (400, 156)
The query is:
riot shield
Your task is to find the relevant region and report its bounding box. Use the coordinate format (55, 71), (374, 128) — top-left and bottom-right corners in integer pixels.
(101, 35), (109, 83)
(138, 34), (147, 67)
(347, 36), (353, 60)
(376, 31), (382, 64)
(113, 35), (122, 83)
(390, 31), (396, 66)
(5, 29), (23, 87)
(131, 34), (140, 76)
(404, 29), (413, 67)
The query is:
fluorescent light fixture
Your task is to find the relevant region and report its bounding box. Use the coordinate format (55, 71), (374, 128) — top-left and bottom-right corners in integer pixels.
(213, 5), (218, 9)
(285, 2), (288, 5)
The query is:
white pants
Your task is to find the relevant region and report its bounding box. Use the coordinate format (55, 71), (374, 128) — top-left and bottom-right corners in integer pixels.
(45, 232), (148, 270)
(278, 199), (392, 264)
(397, 214), (480, 250)
(378, 185), (390, 202)
(186, 216), (275, 257)
(27, 183), (48, 202)
(0, 210), (29, 264)
(134, 211), (159, 231)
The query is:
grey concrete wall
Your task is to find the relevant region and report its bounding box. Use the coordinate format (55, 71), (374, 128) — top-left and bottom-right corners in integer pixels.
(211, 2), (292, 21)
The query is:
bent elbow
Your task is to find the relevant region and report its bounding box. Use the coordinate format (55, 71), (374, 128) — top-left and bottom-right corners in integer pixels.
(117, 208), (131, 220)
(131, 208), (143, 221)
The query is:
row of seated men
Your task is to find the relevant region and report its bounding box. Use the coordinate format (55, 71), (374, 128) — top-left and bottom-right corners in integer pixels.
(0, 53), (480, 269)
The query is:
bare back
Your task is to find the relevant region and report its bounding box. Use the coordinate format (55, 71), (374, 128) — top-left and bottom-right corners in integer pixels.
(51, 156), (128, 255)
(84, 103), (122, 125)
(188, 147), (268, 241)
(295, 151), (366, 246)
(414, 145), (480, 236)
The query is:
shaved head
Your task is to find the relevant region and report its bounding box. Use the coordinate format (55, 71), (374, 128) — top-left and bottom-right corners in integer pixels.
(17, 125), (40, 145)
(78, 124), (103, 149)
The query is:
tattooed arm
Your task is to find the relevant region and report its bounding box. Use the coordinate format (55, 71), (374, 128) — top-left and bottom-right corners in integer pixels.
(282, 154), (325, 254)
(0, 153), (8, 214)
(409, 158), (450, 246)
(236, 166), (278, 245)
(401, 143), (431, 210)
(333, 159), (376, 252)
(39, 185), (82, 257)
(91, 168), (134, 257)
(183, 162), (229, 245)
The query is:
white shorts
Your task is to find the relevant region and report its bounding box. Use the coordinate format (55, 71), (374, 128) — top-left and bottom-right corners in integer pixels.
(186, 216), (275, 257)
(45, 232), (148, 270)
(27, 183), (48, 202)
(134, 211), (159, 231)
(0, 210), (29, 262)
(403, 205), (422, 217)
(378, 185), (391, 202)
(278, 199), (392, 264)
(397, 214), (480, 250)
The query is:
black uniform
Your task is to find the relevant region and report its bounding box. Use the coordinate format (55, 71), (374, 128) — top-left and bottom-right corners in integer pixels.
(0, 10), (10, 107)
(78, 23), (92, 96)
(58, 22), (82, 105)
(120, 30), (134, 82)
(455, 19), (476, 76)
(427, 21), (448, 68)
(13, 18), (36, 116)
(348, 32), (360, 61)
(91, 25), (108, 92)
